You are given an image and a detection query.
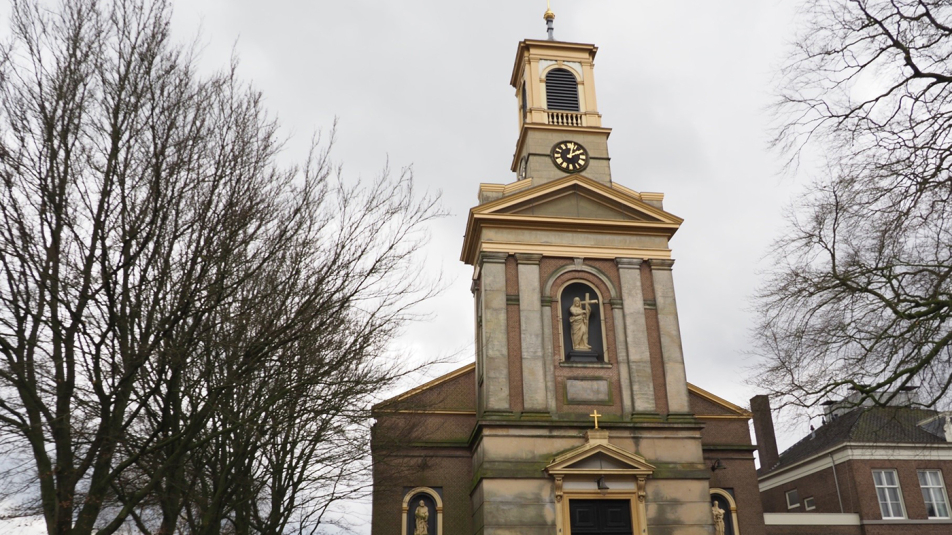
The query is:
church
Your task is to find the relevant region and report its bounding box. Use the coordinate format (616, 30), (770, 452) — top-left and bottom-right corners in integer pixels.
(370, 9), (765, 535)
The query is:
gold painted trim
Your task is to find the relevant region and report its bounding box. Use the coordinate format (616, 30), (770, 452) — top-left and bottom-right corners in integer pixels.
(375, 363), (475, 408)
(479, 179), (534, 197)
(510, 39), (598, 87)
(472, 175), (681, 224)
(475, 213), (681, 231)
(559, 493), (643, 535)
(477, 242), (672, 262)
(687, 383), (752, 417)
(612, 182), (664, 203)
(462, 175), (684, 264)
(374, 409), (476, 416)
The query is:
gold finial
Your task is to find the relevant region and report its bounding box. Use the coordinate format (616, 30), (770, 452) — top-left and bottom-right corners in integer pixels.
(589, 410), (601, 429)
(544, 0), (555, 21)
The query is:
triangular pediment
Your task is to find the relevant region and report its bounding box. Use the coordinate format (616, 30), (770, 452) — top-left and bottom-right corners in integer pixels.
(546, 433), (655, 476)
(461, 176), (683, 265)
(473, 175), (680, 225)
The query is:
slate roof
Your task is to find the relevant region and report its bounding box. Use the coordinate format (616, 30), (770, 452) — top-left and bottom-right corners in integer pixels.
(760, 406), (947, 476)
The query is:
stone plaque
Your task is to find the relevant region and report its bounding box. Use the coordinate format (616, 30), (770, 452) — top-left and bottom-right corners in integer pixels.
(566, 378), (610, 403)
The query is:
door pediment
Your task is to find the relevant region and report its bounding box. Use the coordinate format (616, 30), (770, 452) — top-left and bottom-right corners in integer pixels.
(546, 434), (655, 477)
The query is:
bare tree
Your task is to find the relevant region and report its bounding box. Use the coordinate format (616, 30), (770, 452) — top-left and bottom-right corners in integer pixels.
(0, 1), (441, 534)
(754, 0), (952, 411)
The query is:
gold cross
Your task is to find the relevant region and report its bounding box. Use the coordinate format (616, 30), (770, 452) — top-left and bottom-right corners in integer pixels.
(589, 410), (601, 429)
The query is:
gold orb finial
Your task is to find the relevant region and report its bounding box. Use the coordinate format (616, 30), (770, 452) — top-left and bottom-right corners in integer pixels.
(544, 0), (555, 21)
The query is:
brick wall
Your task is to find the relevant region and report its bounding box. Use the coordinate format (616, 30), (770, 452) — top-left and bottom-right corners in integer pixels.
(762, 455), (952, 534)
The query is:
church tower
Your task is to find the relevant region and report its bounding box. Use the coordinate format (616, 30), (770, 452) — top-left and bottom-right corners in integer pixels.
(371, 8), (765, 535)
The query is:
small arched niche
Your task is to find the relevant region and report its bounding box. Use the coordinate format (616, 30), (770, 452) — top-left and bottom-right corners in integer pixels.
(710, 488), (740, 535)
(402, 487), (442, 535)
(558, 280), (605, 362)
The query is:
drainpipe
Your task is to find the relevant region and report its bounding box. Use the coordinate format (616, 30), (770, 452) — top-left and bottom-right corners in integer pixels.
(830, 453), (844, 513)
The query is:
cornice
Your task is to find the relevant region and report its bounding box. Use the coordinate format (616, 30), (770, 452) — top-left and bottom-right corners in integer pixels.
(461, 176), (683, 265)
(510, 39), (598, 87)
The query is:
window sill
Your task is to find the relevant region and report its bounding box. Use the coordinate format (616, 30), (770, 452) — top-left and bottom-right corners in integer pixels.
(560, 361), (611, 368)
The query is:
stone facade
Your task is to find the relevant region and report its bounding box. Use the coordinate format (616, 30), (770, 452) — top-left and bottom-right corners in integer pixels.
(371, 32), (766, 535)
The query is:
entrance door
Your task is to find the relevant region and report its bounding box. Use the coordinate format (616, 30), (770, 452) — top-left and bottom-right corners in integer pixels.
(569, 499), (633, 535)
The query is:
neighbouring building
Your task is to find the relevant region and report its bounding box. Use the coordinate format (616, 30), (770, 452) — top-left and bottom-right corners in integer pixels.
(369, 11), (766, 535)
(753, 392), (952, 535)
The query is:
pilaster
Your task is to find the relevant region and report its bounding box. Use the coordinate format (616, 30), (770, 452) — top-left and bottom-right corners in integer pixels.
(516, 253), (548, 413)
(541, 295), (557, 415)
(649, 258), (690, 413)
(617, 258), (656, 413)
(480, 252), (511, 413)
(610, 299), (634, 418)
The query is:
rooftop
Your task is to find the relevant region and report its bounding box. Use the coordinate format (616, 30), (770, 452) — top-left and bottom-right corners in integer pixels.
(760, 406), (948, 476)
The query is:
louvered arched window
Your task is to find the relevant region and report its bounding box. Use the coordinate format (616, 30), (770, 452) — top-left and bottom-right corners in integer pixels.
(545, 68), (579, 112)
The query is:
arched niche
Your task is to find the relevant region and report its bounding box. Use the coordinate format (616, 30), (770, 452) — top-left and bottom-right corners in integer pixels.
(401, 487), (443, 535)
(558, 280), (607, 363)
(710, 488), (740, 535)
(544, 263), (618, 300)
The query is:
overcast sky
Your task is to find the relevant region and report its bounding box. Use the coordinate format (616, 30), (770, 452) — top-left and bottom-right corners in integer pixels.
(166, 0), (811, 524)
(160, 0), (807, 427)
(1, 1), (817, 532)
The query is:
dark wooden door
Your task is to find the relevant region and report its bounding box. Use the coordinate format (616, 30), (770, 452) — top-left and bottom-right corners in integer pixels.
(569, 499), (633, 535)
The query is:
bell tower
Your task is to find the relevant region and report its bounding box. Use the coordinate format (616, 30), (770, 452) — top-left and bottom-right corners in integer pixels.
(509, 11), (613, 187)
(372, 6), (765, 535)
(458, 6), (715, 535)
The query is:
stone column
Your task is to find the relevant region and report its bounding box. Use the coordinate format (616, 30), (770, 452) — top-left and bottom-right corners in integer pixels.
(649, 259), (690, 413)
(616, 258), (656, 413)
(480, 252), (510, 413)
(516, 254), (548, 413)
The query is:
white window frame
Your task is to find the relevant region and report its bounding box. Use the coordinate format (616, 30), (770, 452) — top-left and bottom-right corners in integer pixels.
(918, 469), (951, 519)
(803, 496), (816, 511)
(785, 489), (800, 509)
(872, 469), (906, 519)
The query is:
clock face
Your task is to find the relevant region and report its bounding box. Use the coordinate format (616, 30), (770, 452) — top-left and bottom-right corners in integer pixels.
(551, 141), (589, 172)
(517, 156), (528, 180)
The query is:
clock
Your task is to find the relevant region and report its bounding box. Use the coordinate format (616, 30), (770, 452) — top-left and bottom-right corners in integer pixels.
(517, 156), (528, 180)
(551, 141), (589, 172)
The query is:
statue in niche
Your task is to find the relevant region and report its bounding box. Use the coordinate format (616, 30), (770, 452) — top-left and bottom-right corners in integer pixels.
(569, 294), (597, 350)
(561, 281), (603, 362)
(712, 502), (726, 535)
(414, 500), (429, 535)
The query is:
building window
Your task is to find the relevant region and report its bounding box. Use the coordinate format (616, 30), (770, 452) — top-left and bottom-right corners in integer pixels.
(544, 68), (579, 111)
(785, 489), (799, 509)
(872, 469), (906, 519)
(918, 470), (951, 519)
(803, 496), (816, 511)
